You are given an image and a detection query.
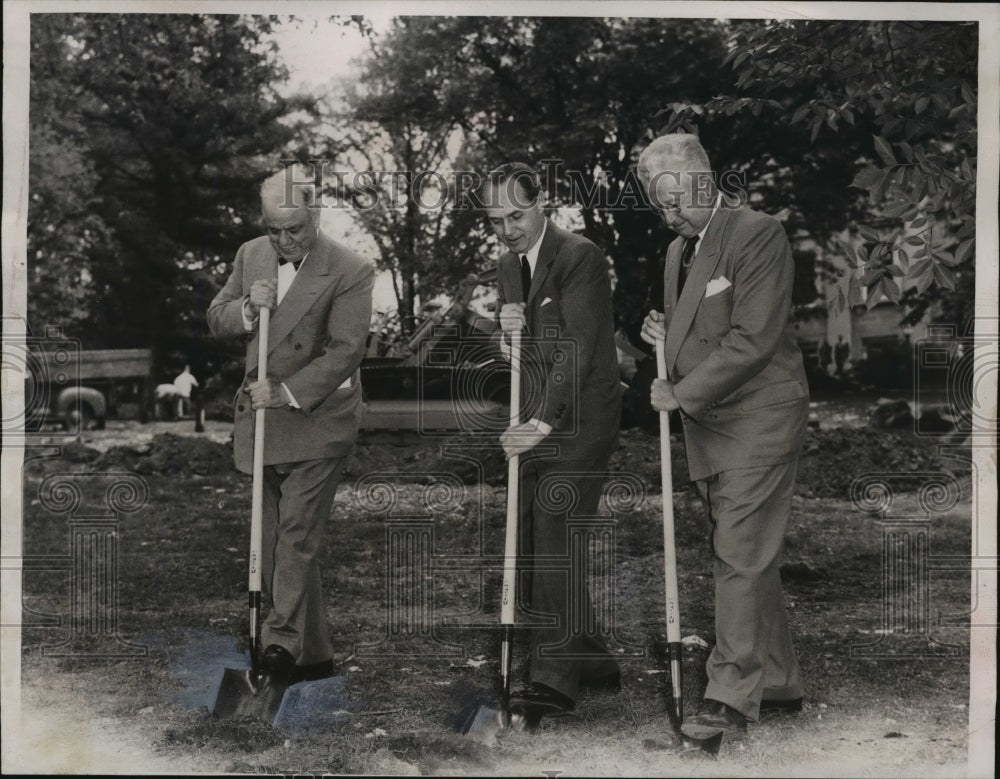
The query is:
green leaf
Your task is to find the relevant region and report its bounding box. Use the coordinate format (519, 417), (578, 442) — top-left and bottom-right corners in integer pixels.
(932, 262), (956, 291)
(857, 244), (869, 263)
(914, 96), (929, 115)
(865, 283), (885, 309)
(900, 141), (914, 163)
(933, 249), (960, 268)
(955, 238), (975, 264)
(857, 224), (880, 242)
(909, 216), (928, 230)
(915, 268), (935, 295)
(885, 263), (905, 277)
(880, 276), (901, 303)
(873, 135), (896, 165)
(851, 166), (883, 190)
(961, 81), (975, 105)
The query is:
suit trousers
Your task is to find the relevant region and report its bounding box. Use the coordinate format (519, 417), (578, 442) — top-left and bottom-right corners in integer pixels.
(518, 447), (618, 702)
(696, 459), (804, 721)
(261, 456), (347, 666)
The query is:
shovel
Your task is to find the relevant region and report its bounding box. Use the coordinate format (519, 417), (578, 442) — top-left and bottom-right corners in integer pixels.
(457, 329), (527, 736)
(213, 306), (289, 720)
(655, 337), (684, 725)
(654, 339), (722, 756)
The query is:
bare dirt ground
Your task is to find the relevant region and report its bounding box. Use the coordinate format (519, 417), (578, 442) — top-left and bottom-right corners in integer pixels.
(8, 401), (984, 776)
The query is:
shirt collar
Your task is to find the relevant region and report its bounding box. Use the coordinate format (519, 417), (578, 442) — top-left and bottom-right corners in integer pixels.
(695, 194), (722, 244)
(521, 219), (548, 273)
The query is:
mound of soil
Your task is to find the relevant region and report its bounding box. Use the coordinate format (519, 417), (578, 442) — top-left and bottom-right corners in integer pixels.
(94, 434), (235, 476)
(797, 427), (970, 498)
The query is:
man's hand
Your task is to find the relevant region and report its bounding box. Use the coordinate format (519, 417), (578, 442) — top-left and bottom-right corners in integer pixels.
(247, 279), (278, 318)
(640, 309), (666, 345)
(498, 302), (527, 334)
(500, 420), (548, 458)
(650, 378), (680, 412)
(246, 378), (289, 409)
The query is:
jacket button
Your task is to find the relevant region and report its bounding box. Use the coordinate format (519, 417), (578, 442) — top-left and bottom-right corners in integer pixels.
(237, 404), (245, 412)
(295, 343), (302, 351)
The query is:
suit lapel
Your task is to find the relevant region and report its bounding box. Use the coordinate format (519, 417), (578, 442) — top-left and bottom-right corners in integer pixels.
(247, 235), (334, 374)
(662, 207), (732, 376)
(525, 221), (558, 309)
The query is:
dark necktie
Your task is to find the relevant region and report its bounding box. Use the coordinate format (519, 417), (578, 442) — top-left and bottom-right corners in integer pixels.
(519, 254), (532, 302)
(677, 236), (700, 296)
(278, 257), (303, 271)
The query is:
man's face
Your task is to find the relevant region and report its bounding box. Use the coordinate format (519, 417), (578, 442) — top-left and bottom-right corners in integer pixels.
(261, 194), (318, 263)
(641, 163), (715, 238)
(484, 179), (546, 254)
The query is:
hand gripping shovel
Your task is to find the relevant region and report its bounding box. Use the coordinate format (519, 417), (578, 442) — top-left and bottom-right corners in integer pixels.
(213, 307), (288, 720)
(458, 329), (527, 737)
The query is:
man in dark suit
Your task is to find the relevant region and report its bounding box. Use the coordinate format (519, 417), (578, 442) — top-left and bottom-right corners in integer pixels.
(208, 165), (375, 682)
(485, 162), (623, 720)
(638, 135), (809, 738)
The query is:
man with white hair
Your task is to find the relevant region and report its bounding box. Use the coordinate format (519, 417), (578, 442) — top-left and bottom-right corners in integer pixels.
(638, 135), (809, 739)
(208, 164), (375, 682)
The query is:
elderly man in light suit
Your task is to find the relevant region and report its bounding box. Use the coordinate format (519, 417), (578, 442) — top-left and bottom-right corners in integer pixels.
(639, 135), (809, 739)
(487, 163), (623, 722)
(208, 165), (375, 682)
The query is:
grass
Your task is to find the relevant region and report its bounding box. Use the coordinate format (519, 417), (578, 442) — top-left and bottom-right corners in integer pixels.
(16, 439), (975, 776)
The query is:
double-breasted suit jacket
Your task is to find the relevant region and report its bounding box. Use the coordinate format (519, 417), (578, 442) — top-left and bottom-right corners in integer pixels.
(208, 231), (376, 472)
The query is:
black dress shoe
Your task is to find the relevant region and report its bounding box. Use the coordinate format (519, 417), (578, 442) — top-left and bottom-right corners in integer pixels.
(681, 698), (747, 740)
(290, 658), (336, 684)
(508, 683), (576, 717)
(260, 644), (295, 677)
(759, 696), (803, 715)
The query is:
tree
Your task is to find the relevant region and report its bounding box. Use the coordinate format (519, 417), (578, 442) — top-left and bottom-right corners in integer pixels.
(660, 20), (978, 330)
(334, 16), (736, 343)
(28, 13), (309, 382)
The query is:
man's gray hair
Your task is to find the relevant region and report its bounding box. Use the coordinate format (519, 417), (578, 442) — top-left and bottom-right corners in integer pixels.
(260, 163), (318, 209)
(637, 134), (712, 180)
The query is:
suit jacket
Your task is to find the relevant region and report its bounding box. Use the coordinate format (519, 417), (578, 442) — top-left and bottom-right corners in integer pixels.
(661, 204), (809, 481)
(207, 231), (376, 473)
(496, 221), (621, 462)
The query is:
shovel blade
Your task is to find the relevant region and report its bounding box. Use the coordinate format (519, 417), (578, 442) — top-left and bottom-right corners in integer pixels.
(212, 667), (288, 721)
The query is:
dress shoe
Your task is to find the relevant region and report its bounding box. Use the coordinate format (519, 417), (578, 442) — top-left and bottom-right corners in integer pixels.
(681, 698), (747, 740)
(290, 658), (336, 684)
(508, 683), (576, 718)
(580, 668), (622, 693)
(759, 696), (803, 715)
(260, 644), (295, 678)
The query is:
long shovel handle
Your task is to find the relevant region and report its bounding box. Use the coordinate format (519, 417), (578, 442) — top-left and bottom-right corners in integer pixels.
(656, 337), (683, 722)
(499, 330), (521, 709)
(249, 307), (269, 666)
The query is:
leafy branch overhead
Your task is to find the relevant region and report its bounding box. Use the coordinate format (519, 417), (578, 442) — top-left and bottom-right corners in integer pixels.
(659, 19), (977, 326)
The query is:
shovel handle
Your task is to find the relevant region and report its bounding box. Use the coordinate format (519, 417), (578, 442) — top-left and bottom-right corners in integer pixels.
(500, 330), (521, 627)
(655, 338), (680, 645)
(249, 307), (269, 594)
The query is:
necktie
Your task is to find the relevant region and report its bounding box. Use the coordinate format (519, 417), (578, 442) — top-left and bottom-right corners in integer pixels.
(677, 236), (699, 296)
(519, 254), (532, 302)
(278, 257), (303, 271)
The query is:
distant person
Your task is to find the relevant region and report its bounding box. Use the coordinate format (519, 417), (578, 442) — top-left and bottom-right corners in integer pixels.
(638, 134), (809, 739)
(834, 335), (850, 377)
(818, 340), (832, 376)
(486, 162), (623, 723)
(172, 365), (199, 417)
(207, 164), (375, 682)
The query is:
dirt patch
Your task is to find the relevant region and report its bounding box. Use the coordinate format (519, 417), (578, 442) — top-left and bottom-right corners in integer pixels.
(93, 433), (236, 476)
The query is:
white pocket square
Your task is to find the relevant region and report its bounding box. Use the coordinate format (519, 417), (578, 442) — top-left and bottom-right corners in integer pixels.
(705, 276), (732, 298)
(541, 297), (553, 307)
